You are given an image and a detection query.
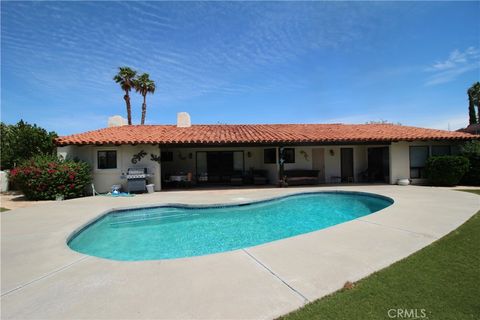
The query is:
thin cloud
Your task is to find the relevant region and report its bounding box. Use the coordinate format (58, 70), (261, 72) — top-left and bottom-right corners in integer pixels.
(425, 47), (480, 86)
(1, 1), (383, 105)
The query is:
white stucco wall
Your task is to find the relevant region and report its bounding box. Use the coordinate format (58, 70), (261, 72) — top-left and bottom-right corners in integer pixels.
(389, 142), (410, 184)
(284, 148), (312, 171)
(389, 140), (464, 184)
(58, 144), (161, 193)
(58, 140), (466, 191)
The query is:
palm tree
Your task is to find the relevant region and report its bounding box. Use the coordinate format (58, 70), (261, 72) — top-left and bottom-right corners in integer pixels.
(133, 73), (156, 125)
(469, 82), (480, 123)
(113, 67), (137, 125)
(468, 87), (477, 125)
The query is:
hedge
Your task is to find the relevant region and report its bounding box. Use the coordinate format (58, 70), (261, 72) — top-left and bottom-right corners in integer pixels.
(461, 141), (480, 186)
(425, 155), (470, 187)
(9, 155), (91, 200)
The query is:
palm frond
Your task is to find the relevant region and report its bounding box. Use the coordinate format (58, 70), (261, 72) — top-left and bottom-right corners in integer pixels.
(133, 73), (156, 96)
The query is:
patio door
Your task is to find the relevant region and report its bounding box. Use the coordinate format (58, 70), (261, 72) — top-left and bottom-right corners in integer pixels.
(367, 147), (390, 182)
(341, 148), (354, 182)
(206, 152), (233, 182)
(312, 148), (325, 183)
(196, 151), (244, 183)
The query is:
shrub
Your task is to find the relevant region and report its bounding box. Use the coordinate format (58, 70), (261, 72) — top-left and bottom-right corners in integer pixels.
(460, 141), (480, 186)
(425, 155), (470, 186)
(9, 155), (91, 200)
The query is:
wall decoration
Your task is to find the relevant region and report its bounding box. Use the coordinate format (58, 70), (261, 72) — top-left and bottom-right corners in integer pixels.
(150, 153), (161, 163)
(131, 150), (147, 164)
(299, 150), (309, 161)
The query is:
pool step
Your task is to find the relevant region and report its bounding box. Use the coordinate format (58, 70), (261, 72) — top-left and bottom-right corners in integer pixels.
(109, 212), (199, 227)
(110, 210), (185, 221)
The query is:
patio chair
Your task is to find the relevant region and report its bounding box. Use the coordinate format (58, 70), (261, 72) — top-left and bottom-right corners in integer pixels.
(253, 170), (269, 185)
(230, 171), (244, 186)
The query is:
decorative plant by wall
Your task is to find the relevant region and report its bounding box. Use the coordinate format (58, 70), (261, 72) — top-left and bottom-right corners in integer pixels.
(150, 153), (161, 163)
(131, 150), (147, 164)
(299, 150), (309, 161)
(278, 147), (287, 187)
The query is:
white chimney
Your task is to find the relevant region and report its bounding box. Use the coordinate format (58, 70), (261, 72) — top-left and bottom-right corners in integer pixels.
(177, 112), (191, 128)
(108, 115), (128, 127)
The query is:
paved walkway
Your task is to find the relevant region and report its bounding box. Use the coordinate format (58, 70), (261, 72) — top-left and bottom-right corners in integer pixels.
(0, 192), (54, 210)
(1, 186), (479, 319)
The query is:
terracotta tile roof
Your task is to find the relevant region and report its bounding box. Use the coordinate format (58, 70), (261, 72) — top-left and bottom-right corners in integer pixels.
(56, 124), (476, 146)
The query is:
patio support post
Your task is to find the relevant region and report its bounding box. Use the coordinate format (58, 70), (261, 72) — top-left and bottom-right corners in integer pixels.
(278, 146), (286, 187)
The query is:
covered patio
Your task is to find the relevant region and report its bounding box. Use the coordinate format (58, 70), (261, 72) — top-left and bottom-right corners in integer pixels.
(159, 144), (391, 189)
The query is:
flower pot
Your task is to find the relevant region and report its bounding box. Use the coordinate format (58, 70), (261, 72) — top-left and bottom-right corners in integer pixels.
(397, 178), (410, 186)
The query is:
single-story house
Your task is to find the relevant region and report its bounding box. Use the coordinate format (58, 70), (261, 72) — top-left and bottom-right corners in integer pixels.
(56, 114), (476, 193)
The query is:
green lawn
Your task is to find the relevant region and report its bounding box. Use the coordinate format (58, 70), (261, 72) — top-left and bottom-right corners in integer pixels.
(280, 192), (480, 320)
(456, 189), (480, 196)
(0, 207), (10, 212)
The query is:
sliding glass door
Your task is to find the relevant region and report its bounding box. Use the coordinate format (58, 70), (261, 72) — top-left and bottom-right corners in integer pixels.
(196, 151), (244, 183)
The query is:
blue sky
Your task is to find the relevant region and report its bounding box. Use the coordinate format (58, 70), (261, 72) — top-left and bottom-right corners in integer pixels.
(1, 1), (479, 135)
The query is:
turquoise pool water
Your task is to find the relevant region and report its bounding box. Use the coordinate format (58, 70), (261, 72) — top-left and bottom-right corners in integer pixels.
(68, 192), (392, 261)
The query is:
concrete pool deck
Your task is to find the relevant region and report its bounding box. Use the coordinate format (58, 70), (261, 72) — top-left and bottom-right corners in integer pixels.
(1, 185), (479, 319)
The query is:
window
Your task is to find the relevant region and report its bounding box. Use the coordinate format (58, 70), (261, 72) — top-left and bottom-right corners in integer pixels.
(280, 148), (295, 163)
(431, 145), (451, 156)
(451, 145), (461, 155)
(409, 146), (429, 179)
(97, 151), (117, 169)
(264, 148), (276, 164)
(161, 151), (173, 162)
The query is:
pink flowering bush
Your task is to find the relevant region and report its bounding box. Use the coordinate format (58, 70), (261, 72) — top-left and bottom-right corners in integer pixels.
(9, 155), (91, 200)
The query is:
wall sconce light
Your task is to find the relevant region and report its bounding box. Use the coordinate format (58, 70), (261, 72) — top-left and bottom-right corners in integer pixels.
(247, 151), (252, 158)
(329, 149), (335, 156)
(188, 153), (193, 159)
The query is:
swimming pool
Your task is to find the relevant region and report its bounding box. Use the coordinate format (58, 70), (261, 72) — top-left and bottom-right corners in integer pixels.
(68, 192), (393, 261)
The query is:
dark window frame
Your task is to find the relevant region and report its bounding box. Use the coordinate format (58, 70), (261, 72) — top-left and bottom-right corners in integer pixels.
(281, 148), (295, 164)
(409, 146), (429, 179)
(97, 150), (117, 169)
(264, 148), (276, 164)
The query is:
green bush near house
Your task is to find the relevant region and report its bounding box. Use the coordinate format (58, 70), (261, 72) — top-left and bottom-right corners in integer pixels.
(9, 155), (91, 200)
(425, 155), (470, 186)
(460, 141), (480, 186)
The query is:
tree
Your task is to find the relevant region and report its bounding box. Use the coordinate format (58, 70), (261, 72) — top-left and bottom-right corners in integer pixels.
(113, 67), (137, 125)
(133, 73), (156, 125)
(467, 82), (480, 124)
(0, 120), (58, 169)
